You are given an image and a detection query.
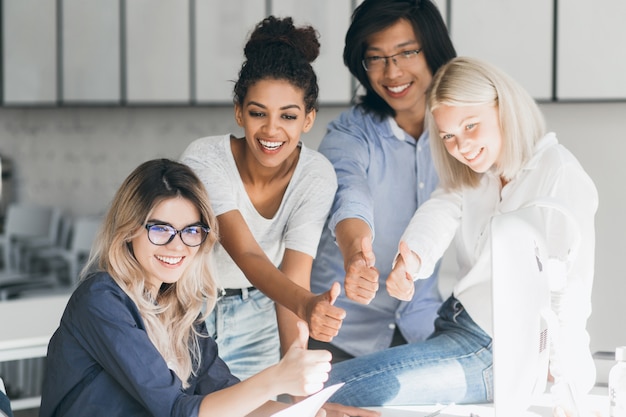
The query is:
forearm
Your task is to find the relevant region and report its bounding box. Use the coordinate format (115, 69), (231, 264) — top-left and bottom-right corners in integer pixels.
(199, 367), (284, 416)
(335, 218), (373, 271)
(276, 305), (301, 356)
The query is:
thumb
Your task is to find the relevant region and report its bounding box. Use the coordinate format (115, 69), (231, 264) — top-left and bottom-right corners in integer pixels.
(361, 235), (375, 267)
(294, 320), (309, 349)
(398, 241), (419, 276)
(327, 281), (341, 305)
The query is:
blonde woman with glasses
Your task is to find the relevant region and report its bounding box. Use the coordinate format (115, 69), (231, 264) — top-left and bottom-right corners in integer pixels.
(39, 159), (336, 417)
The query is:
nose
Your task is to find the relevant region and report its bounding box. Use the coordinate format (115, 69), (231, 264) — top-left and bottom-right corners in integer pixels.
(264, 115), (280, 135)
(456, 135), (472, 153)
(383, 57), (403, 77)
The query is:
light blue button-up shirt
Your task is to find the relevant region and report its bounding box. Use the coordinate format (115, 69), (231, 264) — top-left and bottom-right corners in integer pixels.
(311, 106), (442, 357)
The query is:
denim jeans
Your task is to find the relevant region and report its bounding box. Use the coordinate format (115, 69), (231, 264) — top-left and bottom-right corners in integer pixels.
(327, 296), (493, 406)
(205, 288), (280, 380)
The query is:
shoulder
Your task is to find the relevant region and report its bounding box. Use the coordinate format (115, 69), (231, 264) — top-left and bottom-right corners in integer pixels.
(69, 272), (138, 321)
(180, 134), (230, 162)
(532, 134), (589, 178)
(328, 106), (379, 131)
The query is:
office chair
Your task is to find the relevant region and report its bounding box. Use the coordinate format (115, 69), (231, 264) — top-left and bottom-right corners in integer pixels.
(0, 377), (14, 417)
(0, 203), (55, 274)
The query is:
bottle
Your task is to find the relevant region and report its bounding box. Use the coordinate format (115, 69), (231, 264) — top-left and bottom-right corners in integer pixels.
(610, 346), (626, 417)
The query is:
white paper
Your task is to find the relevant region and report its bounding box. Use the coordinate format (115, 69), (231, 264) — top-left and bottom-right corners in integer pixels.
(271, 383), (345, 417)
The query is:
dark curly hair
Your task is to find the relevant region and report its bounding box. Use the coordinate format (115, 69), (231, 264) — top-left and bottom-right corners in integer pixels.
(233, 16), (320, 113)
(344, 0), (456, 119)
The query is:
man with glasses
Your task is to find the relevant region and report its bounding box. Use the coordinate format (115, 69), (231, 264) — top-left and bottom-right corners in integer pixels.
(309, 0), (457, 362)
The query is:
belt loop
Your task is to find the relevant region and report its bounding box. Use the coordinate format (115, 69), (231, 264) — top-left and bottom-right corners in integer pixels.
(241, 287), (249, 300)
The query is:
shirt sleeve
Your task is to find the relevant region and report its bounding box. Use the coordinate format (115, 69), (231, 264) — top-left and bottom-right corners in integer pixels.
(318, 113), (376, 237)
(401, 187), (463, 279)
(180, 136), (239, 216)
(71, 280), (207, 417)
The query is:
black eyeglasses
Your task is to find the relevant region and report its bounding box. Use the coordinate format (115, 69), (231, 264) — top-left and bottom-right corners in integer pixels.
(144, 223), (210, 247)
(362, 49), (423, 72)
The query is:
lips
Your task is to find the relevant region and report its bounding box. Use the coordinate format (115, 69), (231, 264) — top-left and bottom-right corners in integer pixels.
(464, 147), (484, 162)
(386, 82), (411, 94)
(155, 255), (183, 265)
(258, 138), (283, 151)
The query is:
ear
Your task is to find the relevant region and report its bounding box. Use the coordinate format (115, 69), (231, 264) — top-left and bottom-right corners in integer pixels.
(234, 104), (244, 127)
(302, 109), (316, 133)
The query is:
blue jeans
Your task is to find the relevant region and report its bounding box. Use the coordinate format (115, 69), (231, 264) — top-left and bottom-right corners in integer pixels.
(327, 296), (493, 406)
(206, 288), (280, 380)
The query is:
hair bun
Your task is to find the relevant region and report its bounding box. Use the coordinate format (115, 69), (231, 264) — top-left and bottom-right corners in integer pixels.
(244, 16), (320, 64)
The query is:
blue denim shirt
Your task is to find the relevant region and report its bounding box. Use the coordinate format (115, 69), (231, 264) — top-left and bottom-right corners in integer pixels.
(40, 272), (239, 417)
(310, 106), (442, 357)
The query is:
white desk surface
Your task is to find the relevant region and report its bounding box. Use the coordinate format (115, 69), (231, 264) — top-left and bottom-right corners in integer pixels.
(0, 293), (69, 362)
(367, 387), (609, 416)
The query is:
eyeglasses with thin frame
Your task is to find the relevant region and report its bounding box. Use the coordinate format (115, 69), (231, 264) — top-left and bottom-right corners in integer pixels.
(362, 49), (423, 72)
(144, 223), (210, 247)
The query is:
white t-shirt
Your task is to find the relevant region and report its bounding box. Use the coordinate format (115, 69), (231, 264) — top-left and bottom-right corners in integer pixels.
(181, 134), (337, 289)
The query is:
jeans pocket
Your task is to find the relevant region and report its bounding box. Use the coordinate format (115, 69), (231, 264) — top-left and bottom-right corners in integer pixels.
(249, 291), (275, 312)
(483, 362), (494, 402)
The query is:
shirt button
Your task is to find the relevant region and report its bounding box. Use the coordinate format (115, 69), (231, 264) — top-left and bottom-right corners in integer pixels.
(417, 145), (422, 152)
(388, 323), (396, 329)
(418, 182), (425, 189)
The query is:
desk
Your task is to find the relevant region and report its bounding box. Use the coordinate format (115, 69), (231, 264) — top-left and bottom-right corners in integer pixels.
(0, 294), (69, 410)
(368, 387), (609, 416)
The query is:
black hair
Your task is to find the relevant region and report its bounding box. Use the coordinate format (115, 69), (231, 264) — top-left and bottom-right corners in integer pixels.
(344, 0), (456, 119)
(233, 16), (320, 113)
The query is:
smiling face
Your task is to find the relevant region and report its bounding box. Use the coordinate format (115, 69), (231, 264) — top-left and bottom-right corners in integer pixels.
(234, 78), (315, 170)
(364, 19), (432, 126)
(130, 196), (202, 296)
(432, 103), (503, 174)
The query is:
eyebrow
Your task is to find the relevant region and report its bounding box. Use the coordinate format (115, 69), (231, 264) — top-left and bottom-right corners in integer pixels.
(147, 219), (203, 228)
(246, 101), (302, 111)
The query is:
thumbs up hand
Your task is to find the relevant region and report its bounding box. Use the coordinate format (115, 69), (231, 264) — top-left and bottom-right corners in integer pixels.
(276, 321), (332, 396)
(344, 236), (379, 304)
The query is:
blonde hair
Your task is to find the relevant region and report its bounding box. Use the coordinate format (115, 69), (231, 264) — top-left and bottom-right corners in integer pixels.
(83, 159), (219, 388)
(426, 56), (546, 190)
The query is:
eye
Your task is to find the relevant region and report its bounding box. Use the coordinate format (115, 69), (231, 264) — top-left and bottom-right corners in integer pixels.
(365, 56), (384, 63)
(151, 224), (173, 234)
(401, 50), (417, 58)
(282, 114), (298, 121)
(248, 111), (265, 118)
(465, 123), (477, 130)
(183, 226), (203, 235)
(441, 133), (454, 141)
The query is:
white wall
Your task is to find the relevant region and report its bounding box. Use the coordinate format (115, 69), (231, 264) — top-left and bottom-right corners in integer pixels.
(0, 102), (624, 356)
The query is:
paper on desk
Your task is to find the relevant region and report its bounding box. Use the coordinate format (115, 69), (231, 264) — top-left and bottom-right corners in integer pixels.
(271, 383), (344, 417)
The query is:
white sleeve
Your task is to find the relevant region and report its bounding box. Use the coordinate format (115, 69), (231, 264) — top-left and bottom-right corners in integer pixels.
(402, 187), (463, 279)
(180, 136), (239, 216)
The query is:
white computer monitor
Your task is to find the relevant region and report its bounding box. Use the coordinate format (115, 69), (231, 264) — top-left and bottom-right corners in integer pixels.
(491, 201), (579, 417)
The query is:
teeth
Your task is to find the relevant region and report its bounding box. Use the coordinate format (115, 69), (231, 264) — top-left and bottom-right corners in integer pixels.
(465, 148), (482, 161)
(259, 139), (282, 150)
(387, 83), (410, 93)
(156, 255), (182, 265)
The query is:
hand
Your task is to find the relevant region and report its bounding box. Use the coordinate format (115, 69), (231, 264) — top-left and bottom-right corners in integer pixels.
(307, 282), (346, 342)
(344, 236), (379, 304)
(322, 402), (381, 417)
(386, 241), (419, 301)
(275, 321), (332, 397)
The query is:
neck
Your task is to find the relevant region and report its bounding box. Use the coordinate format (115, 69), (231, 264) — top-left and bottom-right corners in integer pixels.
(394, 110), (426, 140)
